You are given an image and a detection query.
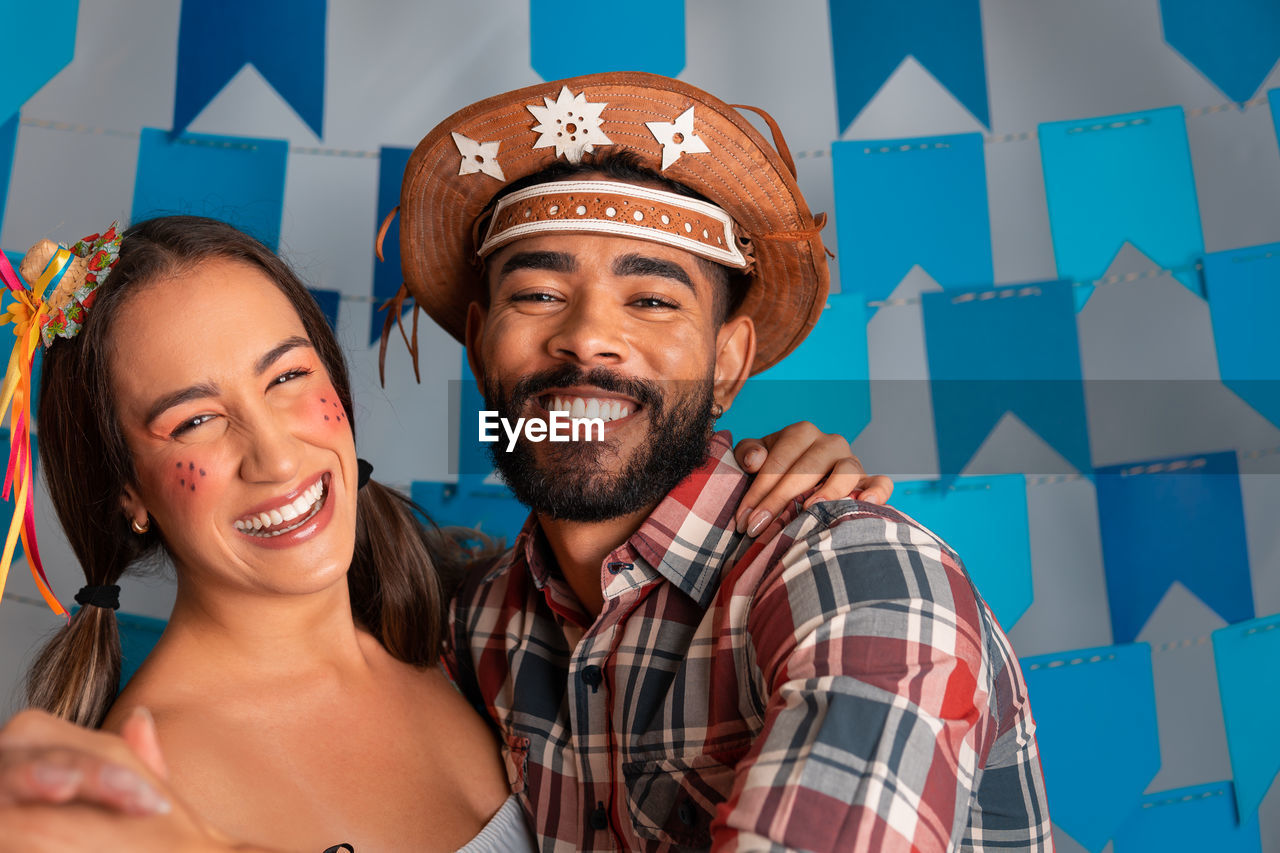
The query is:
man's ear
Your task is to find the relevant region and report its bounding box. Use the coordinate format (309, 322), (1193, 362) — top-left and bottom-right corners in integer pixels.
(463, 301), (488, 391)
(712, 314), (755, 413)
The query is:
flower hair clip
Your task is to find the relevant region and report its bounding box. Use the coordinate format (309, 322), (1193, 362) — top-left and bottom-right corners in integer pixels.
(0, 223), (123, 618)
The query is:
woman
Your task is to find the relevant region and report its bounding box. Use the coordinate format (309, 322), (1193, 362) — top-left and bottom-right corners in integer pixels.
(14, 216), (885, 851)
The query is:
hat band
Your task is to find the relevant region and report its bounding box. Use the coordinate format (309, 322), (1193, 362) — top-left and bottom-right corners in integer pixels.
(477, 180), (751, 270)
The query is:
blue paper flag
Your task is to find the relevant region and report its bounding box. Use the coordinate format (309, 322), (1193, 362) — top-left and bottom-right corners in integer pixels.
(369, 146), (412, 345)
(1040, 106), (1204, 308)
(1270, 89), (1280, 148)
(173, 0), (326, 137)
(0, 0), (77, 120)
(832, 133), (992, 306)
(1096, 451), (1253, 645)
(459, 356), (494, 479)
(721, 292), (870, 444)
(308, 288), (340, 333)
(1160, 0), (1280, 103)
(921, 279), (1091, 479)
(530, 0), (685, 79)
(827, 0), (988, 131)
(411, 479), (528, 548)
(117, 611), (167, 689)
(1113, 781), (1262, 853)
(0, 114), (19, 229)
(1213, 614), (1280, 821)
(0, 428), (31, 563)
(1204, 243), (1280, 429)
(889, 475), (1033, 628)
(1022, 643), (1160, 852)
(132, 128), (289, 251)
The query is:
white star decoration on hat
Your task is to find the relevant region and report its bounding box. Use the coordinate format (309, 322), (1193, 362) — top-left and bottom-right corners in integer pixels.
(645, 107), (710, 171)
(451, 132), (505, 180)
(527, 86), (611, 164)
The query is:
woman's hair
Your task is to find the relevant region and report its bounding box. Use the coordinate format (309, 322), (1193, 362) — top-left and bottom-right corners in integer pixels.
(26, 215), (466, 727)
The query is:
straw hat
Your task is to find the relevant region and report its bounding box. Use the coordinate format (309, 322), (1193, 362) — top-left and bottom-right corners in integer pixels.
(386, 71), (830, 374)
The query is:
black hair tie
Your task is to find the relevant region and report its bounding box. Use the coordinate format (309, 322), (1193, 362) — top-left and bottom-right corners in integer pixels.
(357, 458), (373, 489)
(74, 584), (120, 611)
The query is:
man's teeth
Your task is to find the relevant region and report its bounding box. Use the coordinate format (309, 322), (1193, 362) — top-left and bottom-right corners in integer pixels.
(548, 396), (631, 422)
(234, 480), (325, 535)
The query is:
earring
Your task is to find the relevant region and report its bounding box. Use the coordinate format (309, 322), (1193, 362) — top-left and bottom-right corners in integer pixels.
(711, 402), (724, 419)
(131, 516), (150, 535)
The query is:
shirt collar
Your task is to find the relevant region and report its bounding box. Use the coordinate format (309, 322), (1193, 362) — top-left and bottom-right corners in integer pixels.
(509, 432), (748, 610)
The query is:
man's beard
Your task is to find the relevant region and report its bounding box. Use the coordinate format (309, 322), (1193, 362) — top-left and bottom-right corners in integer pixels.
(483, 364), (718, 522)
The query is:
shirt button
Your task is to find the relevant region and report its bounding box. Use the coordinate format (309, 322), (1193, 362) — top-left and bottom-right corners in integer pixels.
(590, 802), (609, 830)
(580, 665), (603, 691)
(606, 561), (632, 574)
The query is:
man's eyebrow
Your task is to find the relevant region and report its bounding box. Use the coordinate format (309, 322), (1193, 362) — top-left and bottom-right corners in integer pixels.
(144, 383), (220, 427)
(612, 253), (694, 292)
(498, 251), (577, 282)
(254, 336), (313, 376)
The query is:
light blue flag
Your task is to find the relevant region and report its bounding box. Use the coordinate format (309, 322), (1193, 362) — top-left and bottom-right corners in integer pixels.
(1039, 106), (1204, 309)
(1213, 613), (1280, 821)
(132, 128), (289, 251)
(889, 475), (1032, 628)
(369, 146), (413, 346)
(411, 480), (528, 549)
(1022, 643), (1160, 852)
(1204, 243), (1280, 429)
(1160, 0), (1280, 103)
(0, 0), (78, 120)
(832, 133), (992, 307)
(173, 0), (326, 137)
(530, 0), (684, 79)
(827, 0), (988, 131)
(721, 292), (870, 445)
(921, 279), (1091, 480)
(117, 611), (167, 688)
(459, 357), (492, 479)
(307, 288), (340, 333)
(1270, 89), (1280, 147)
(1096, 451), (1253, 645)
(0, 114), (18, 228)
(1114, 781), (1262, 853)
(0, 428), (30, 563)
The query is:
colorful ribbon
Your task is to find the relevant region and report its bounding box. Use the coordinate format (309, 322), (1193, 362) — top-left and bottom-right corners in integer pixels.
(0, 248), (71, 617)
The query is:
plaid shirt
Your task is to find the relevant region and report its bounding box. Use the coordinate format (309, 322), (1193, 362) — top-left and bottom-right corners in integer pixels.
(446, 433), (1052, 851)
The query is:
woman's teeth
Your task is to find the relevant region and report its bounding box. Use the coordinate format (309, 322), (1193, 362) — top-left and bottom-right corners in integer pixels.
(547, 396), (631, 421)
(235, 480), (326, 537)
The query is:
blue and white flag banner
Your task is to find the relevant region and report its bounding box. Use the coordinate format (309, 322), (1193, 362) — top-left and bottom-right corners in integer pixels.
(1204, 243), (1280, 430)
(0, 428), (30, 564)
(1039, 106), (1204, 309)
(921, 279), (1091, 480)
(173, 0), (327, 138)
(0, 0), (77, 120)
(1113, 781), (1262, 853)
(131, 128), (289, 251)
(458, 356), (493, 480)
(0, 114), (18, 230)
(1270, 89), (1280, 148)
(889, 475), (1033, 628)
(530, 0), (685, 80)
(721, 292), (870, 444)
(1212, 613), (1280, 821)
(411, 479), (528, 548)
(1096, 451), (1254, 645)
(1022, 643), (1161, 852)
(832, 132), (992, 307)
(1160, 0), (1280, 104)
(827, 0), (988, 131)
(307, 288), (340, 333)
(369, 146), (413, 345)
(117, 611), (167, 689)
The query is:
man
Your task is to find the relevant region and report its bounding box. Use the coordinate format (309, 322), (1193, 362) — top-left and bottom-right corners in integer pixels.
(384, 72), (1051, 851)
(0, 73), (1048, 851)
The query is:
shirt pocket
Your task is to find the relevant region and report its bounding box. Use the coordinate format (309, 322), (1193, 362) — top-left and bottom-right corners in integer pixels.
(622, 745), (748, 850)
(500, 730), (530, 795)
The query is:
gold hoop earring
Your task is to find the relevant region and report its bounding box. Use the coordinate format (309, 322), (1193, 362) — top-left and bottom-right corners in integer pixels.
(131, 517), (150, 535)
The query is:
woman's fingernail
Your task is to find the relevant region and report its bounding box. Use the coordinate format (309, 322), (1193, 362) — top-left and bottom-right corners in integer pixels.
(32, 762), (81, 793)
(736, 506), (754, 533)
(745, 448), (766, 469)
(746, 509), (773, 538)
